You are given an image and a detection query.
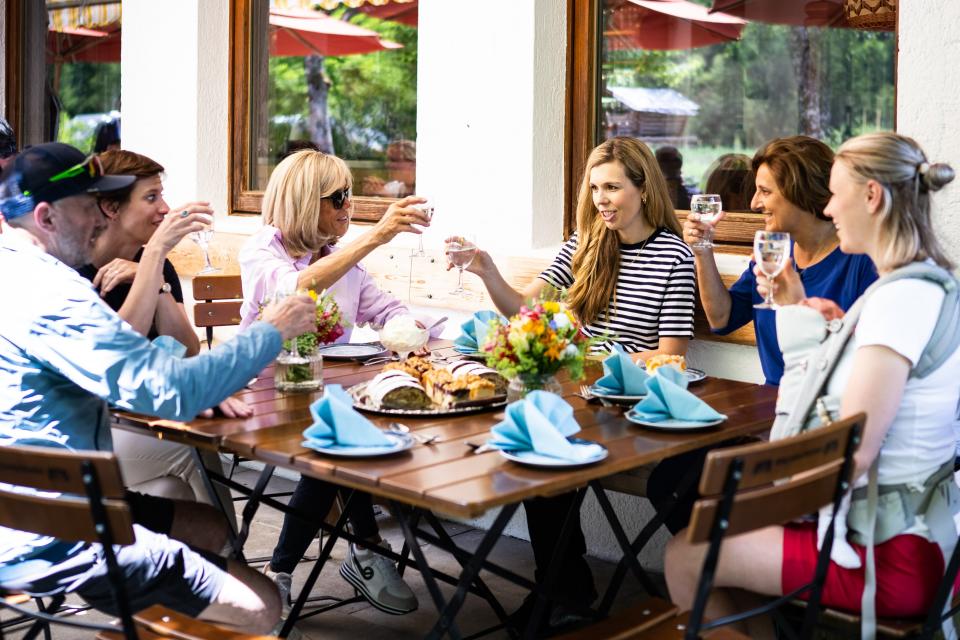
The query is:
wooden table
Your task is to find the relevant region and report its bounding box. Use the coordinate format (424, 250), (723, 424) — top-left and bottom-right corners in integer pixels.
(112, 341), (777, 639)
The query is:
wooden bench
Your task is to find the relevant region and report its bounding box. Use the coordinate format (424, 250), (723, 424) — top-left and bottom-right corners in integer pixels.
(192, 274), (244, 349)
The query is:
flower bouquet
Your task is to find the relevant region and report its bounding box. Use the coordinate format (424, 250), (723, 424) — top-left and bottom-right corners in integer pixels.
(481, 300), (593, 400)
(272, 290), (346, 391)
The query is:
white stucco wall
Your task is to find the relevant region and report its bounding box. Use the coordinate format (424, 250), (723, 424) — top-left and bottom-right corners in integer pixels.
(897, 0), (960, 265)
(121, 0), (231, 220)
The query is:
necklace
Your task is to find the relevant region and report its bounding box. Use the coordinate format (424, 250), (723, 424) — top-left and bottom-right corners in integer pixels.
(622, 234), (652, 266)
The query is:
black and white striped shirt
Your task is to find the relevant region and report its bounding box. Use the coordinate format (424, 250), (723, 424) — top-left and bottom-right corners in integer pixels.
(538, 228), (696, 353)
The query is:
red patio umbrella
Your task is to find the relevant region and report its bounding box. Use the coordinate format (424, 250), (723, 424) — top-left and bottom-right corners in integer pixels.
(46, 8), (401, 63)
(606, 0), (747, 51)
(708, 0), (849, 28)
(358, 0), (418, 27)
(269, 8), (402, 57)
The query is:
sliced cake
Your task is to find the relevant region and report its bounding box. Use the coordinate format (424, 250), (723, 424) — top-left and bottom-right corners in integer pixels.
(421, 369), (496, 408)
(365, 371), (432, 410)
(444, 360), (508, 395)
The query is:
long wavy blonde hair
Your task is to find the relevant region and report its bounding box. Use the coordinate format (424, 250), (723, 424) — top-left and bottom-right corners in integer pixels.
(566, 137), (680, 325)
(262, 150), (353, 258)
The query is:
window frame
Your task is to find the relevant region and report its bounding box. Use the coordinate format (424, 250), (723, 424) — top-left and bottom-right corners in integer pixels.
(228, 0), (406, 223)
(565, 0), (899, 242)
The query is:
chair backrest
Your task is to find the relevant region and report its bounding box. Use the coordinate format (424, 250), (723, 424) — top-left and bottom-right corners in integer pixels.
(687, 414), (863, 543)
(0, 444), (133, 545)
(192, 274), (244, 349)
(682, 413), (864, 640)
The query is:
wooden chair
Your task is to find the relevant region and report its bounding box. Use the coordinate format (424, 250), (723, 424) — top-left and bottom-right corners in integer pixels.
(0, 444), (276, 640)
(557, 413), (864, 640)
(192, 274), (243, 350)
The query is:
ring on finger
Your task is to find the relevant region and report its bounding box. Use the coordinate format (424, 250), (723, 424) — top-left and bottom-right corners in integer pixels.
(180, 210), (189, 218)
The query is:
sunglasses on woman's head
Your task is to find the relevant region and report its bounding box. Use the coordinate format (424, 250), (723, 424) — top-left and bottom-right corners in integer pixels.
(324, 187), (351, 210)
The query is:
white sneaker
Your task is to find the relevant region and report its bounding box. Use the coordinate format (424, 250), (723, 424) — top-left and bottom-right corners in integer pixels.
(261, 565), (293, 618)
(339, 541), (418, 615)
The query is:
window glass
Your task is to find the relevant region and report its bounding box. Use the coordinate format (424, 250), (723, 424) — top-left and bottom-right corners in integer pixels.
(21, 1), (122, 151)
(599, 0), (895, 211)
(248, 1), (418, 199)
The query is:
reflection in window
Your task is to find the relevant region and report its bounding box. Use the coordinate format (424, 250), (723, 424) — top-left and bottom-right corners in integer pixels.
(599, 0), (895, 211)
(249, 1), (418, 199)
(44, 1), (122, 151)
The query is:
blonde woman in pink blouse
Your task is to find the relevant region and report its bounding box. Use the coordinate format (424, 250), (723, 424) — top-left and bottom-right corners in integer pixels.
(239, 150), (440, 617)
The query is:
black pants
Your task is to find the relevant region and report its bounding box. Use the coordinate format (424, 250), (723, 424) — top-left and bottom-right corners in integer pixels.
(523, 493), (596, 602)
(270, 475), (380, 573)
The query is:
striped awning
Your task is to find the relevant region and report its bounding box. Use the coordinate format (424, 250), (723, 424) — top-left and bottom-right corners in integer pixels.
(272, 0), (416, 10)
(47, 1), (121, 31)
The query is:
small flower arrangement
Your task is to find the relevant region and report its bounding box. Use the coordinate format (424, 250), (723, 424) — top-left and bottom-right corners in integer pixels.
(482, 300), (593, 384)
(287, 289), (346, 354)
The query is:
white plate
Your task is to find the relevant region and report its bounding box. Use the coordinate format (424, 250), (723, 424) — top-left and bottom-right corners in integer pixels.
(499, 438), (608, 468)
(316, 343), (389, 361)
(588, 385), (647, 404)
(640, 366), (707, 383)
(624, 409), (726, 430)
(301, 432), (414, 457)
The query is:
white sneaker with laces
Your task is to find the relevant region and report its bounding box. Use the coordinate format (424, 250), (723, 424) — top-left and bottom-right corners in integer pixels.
(261, 565), (293, 618)
(339, 541), (418, 615)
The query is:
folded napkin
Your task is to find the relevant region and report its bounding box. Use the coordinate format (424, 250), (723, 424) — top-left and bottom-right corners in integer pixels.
(302, 385), (393, 448)
(594, 351), (649, 395)
(454, 310), (504, 353)
(487, 391), (604, 462)
(630, 367), (726, 423)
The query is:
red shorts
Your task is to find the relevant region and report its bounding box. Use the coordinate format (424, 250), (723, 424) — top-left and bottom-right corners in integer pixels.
(782, 522), (957, 618)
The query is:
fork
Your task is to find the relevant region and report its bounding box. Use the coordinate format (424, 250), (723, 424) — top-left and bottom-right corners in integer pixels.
(579, 384), (612, 407)
(387, 422), (441, 445)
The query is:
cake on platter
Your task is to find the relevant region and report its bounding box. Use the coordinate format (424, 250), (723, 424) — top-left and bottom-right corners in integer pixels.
(376, 356), (506, 409)
(365, 370), (432, 410)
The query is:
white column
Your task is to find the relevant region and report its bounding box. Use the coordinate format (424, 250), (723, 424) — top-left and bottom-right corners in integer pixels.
(121, 0), (230, 220)
(897, 0), (960, 265)
(415, 0), (566, 251)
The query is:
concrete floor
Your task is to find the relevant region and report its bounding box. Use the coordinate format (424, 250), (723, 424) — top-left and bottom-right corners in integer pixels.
(2, 466), (655, 639)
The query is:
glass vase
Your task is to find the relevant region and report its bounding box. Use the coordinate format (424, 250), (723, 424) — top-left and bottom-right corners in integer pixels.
(506, 373), (562, 402)
(275, 350), (324, 392)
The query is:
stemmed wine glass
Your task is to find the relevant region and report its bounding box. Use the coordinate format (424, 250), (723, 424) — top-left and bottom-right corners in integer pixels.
(753, 231), (791, 309)
(690, 193), (722, 250)
(445, 235), (478, 297)
(191, 213), (220, 275)
(412, 200), (434, 257)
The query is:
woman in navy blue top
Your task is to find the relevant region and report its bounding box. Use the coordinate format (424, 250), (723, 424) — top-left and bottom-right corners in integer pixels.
(685, 136), (877, 385)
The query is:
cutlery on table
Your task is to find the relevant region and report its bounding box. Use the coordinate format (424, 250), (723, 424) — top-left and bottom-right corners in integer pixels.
(577, 384), (612, 407)
(387, 422), (441, 445)
(465, 441), (497, 455)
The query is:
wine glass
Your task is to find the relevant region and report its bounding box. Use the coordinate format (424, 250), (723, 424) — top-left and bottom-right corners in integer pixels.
(191, 213), (220, 275)
(445, 235), (478, 297)
(412, 200), (434, 257)
(690, 193), (722, 250)
(753, 231), (791, 309)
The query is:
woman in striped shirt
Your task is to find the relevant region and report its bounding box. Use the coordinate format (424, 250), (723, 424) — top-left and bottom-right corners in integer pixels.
(457, 136), (695, 361)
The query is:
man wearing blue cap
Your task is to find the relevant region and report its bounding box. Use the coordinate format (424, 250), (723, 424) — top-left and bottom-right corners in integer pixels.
(0, 142), (317, 633)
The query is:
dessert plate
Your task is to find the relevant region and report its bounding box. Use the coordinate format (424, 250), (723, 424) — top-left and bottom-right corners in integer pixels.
(301, 432), (414, 457)
(587, 385), (646, 405)
(347, 381), (507, 417)
(316, 343), (389, 361)
(499, 438), (608, 468)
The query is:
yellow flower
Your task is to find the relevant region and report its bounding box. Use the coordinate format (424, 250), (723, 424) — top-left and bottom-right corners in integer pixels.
(307, 289), (319, 302)
(544, 301), (560, 313)
(545, 343), (562, 360)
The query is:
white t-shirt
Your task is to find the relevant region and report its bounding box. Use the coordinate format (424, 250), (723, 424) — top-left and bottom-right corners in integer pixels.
(826, 276), (960, 487)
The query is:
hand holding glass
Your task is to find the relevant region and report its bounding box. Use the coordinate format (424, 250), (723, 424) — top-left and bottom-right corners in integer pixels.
(190, 213), (219, 275)
(445, 235), (478, 297)
(690, 194), (722, 250)
(753, 231), (791, 309)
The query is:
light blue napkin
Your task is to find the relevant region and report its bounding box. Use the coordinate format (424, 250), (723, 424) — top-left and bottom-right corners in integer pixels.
(630, 368), (726, 423)
(487, 391), (604, 462)
(594, 351), (649, 395)
(454, 310), (504, 353)
(302, 385), (393, 448)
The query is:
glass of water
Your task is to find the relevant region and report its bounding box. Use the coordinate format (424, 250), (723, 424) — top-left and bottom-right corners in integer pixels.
(412, 200), (434, 257)
(191, 214), (219, 275)
(753, 230), (791, 309)
(690, 194), (722, 250)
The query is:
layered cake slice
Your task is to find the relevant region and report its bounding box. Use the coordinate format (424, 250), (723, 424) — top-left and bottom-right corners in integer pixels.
(365, 371), (432, 410)
(421, 369), (496, 408)
(444, 360), (508, 395)
(383, 356), (433, 380)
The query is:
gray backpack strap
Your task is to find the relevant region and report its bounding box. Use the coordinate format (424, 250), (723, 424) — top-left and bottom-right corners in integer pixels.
(868, 262), (960, 378)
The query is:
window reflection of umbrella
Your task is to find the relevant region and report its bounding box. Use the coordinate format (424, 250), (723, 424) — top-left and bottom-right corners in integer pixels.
(708, 0), (849, 28)
(47, 8), (401, 63)
(606, 0), (746, 51)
